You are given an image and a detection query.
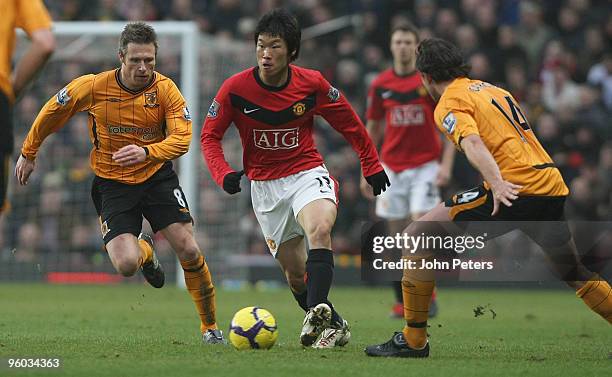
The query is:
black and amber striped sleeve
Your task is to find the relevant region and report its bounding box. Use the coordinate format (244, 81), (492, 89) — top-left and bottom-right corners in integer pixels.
(145, 80), (192, 161)
(21, 74), (94, 159)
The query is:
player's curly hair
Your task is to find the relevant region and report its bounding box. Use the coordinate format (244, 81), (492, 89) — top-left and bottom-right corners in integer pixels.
(119, 22), (158, 57)
(254, 8), (301, 62)
(416, 38), (470, 82)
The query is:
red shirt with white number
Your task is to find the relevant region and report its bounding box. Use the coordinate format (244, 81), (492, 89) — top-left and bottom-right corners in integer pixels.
(366, 69), (441, 172)
(202, 64), (383, 186)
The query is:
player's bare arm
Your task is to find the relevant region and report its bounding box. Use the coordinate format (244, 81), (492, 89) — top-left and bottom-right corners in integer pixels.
(12, 29), (55, 99)
(112, 145), (147, 167)
(459, 134), (522, 215)
(436, 138), (455, 187)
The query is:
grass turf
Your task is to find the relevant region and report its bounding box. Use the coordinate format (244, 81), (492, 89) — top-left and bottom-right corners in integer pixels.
(0, 284), (609, 376)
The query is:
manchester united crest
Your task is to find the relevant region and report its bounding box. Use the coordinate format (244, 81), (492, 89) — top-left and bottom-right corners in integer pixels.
(292, 102), (306, 116)
(144, 91), (159, 107)
(266, 238), (277, 252)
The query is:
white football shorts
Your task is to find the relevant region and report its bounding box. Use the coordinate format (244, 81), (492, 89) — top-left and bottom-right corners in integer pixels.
(375, 160), (441, 220)
(250, 165), (338, 257)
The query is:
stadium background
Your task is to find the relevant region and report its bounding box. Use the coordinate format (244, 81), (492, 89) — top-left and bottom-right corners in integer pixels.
(2, 0), (611, 285)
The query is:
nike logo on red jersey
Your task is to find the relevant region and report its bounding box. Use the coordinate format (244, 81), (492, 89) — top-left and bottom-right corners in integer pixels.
(382, 90), (393, 99)
(230, 93), (316, 126)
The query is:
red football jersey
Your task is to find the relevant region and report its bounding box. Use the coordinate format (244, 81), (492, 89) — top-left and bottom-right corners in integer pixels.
(202, 65), (383, 186)
(366, 69), (441, 172)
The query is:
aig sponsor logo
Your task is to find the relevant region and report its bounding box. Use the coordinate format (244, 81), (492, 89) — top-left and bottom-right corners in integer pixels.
(390, 104), (425, 126)
(253, 128), (299, 150)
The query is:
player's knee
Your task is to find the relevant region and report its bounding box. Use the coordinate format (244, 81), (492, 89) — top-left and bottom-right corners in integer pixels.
(114, 258), (139, 277)
(180, 246), (200, 262)
(174, 236), (200, 261)
(404, 221), (439, 241)
(305, 221), (333, 245)
(404, 221), (421, 236)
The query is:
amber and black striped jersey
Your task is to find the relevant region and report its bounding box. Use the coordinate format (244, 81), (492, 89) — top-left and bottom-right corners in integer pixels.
(22, 69), (192, 184)
(0, 0), (52, 101)
(435, 77), (568, 197)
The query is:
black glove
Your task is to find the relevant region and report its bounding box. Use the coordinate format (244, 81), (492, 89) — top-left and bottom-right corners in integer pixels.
(365, 170), (390, 196)
(223, 170), (244, 194)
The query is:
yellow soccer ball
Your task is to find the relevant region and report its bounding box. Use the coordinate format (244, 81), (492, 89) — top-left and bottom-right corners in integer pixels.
(229, 306), (278, 350)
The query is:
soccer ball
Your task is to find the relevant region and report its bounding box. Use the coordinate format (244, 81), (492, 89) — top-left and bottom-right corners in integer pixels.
(229, 306), (278, 350)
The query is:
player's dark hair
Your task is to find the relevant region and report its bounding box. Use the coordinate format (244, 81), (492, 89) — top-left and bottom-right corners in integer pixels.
(119, 22), (158, 56)
(416, 38), (471, 82)
(390, 22), (420, 43)
(254, 8), (301, 62)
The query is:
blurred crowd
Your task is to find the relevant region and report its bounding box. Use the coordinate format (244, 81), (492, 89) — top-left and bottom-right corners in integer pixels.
(4, 0), (611, 267)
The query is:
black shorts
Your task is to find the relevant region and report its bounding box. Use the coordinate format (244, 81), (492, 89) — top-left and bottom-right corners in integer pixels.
(91, 161), (193, 244)
(445, 184), (571, 248)
(0, 90), (13, 153)
(0, 90), (13, 212)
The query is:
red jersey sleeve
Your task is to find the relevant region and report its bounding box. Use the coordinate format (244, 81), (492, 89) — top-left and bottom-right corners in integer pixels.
(201, 80), (236, 187)
(366, 79), (384, 121)
(315, 73), (383, 177)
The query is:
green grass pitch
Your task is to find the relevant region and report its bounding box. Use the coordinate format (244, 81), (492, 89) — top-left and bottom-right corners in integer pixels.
(1, 284), (609, 376)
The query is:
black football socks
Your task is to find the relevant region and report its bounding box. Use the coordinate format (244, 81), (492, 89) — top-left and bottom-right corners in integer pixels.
(292, 289), (309, 311)
(305, 248), (344, 326)
(306, 248), (334, 308)
(293, 287), (344, 326)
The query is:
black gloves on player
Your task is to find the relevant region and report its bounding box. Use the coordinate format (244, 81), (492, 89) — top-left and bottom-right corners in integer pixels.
(223, 170), (244, 194)
(365, 170), (391, 196)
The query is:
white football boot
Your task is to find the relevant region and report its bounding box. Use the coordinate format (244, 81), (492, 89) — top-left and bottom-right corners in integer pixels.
(300, 303), (332, 346)
(312, 319), (351, 349)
